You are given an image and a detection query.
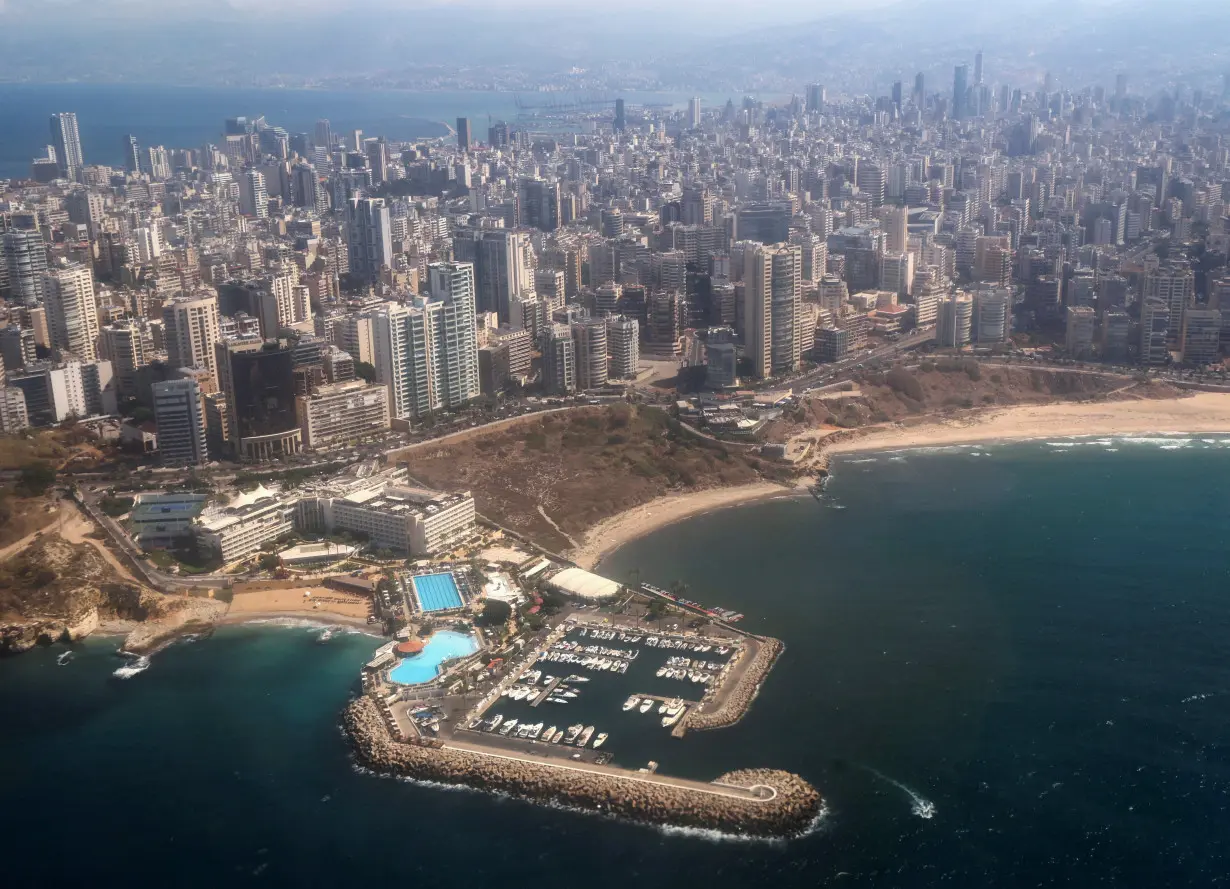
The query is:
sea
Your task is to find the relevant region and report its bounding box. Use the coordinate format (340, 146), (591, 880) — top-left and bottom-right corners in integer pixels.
(0, 82), (707, 180)
(4, 438), (1230, 887)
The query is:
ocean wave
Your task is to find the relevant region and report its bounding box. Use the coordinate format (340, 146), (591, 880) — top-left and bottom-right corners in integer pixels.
(844, 458), (878, 464)
(112, 654), (150, 679)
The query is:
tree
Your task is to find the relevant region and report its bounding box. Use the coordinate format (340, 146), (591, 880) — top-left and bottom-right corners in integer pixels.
(355, 361), (377, 383)
(476, 599), (512, 627)
(16, 462), (56, 497)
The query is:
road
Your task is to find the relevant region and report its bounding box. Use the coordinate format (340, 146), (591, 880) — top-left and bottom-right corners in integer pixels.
(776, 328), (936, 392)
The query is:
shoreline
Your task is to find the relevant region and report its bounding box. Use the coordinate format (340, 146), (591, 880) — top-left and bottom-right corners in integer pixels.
(568, 482), (799, 571)
(820, 393), (1230, 456)
(217, 610), (378, 631)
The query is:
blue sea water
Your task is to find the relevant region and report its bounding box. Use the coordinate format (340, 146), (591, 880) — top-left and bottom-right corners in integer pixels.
(0, 82), (702, 180)
(3, 439), (1230, 887)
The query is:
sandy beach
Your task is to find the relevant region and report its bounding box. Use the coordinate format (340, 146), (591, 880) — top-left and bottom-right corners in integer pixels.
(226, 587), (372, 621)
(823, 392), (1230, 454)
(569, 482), (796, 570)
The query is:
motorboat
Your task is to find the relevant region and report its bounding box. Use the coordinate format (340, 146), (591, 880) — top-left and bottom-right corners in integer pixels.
(57, 651), (73, 666)
(543, 725), (557, 741)
(551, 730), (564, 743)
(498, 719), (518, 736)
(592, 732), (608, 749)
(577, 726), (595, 746)
(467, 717), (483, 730)
(564, 724), (584, 744)
(488, 715), (503, 731)
(622, 695), (640, 711)
(658, 699), (670, 714)
(639, 699), (654, 714)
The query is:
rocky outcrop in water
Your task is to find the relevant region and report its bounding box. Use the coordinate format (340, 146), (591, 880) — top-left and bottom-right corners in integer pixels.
(680, 637), (783, 734)
(343, 696), (820, 837)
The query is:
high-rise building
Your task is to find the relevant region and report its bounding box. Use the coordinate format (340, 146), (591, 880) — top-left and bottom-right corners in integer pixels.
(937, 294), (974, 348)
(346, 198), (393, 284)
(1143, 263), (1195, 340)
(43, 264), (99, 362)
(971, 287), (1012, 343)
(606, 316), (639, 379)
(687, 97), (702, 128)
(1064, 306), (1096, 358)
(365, 138), (389, 184)
(314, 119), (333, 150)
(49, 112), (83, 181)
(2, 230), (48, 306)
(743, 244), (802, 379)
(914, 72), (925, 105)
(1180, 307), (1222, 366)
(974, 50), (984, 85)
(882, 206), (908, 254)
(452, 228), (532, 324)
(0, 325), (37, 372)
(146, 146), (171, 180)
(216, 337), (302, 459)
(295, 380), (391, 449)
(571, 318), (609, 390)
(614, 99), (626, 133)
(123, 134), (141, 174)
(425, 261), (480, 411)
(543, 324), (576, 395)
(856, 163), (886, 208)
(806, 84), (825, 112)
(239, 169), (269, 218)
(100, 322), (148, 399)
(162, 293), (221, 382)
(1139, 298), (1170, 365)
(153, 379), (208, 465)
(517, 178), (561, 231)
(456, 117), (472, 152)
(953, 65), (969, 120)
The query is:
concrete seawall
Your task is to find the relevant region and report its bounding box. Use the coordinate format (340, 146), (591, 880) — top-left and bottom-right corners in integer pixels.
(343, 696), (820, 838)
(678, 637), (783, 735)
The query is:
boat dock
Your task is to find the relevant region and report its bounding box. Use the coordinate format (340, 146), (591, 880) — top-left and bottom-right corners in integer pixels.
(529, 676), (562, 706)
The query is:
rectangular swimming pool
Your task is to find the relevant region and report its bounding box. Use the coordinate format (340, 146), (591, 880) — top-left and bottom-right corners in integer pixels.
(413, 572), (464, 612)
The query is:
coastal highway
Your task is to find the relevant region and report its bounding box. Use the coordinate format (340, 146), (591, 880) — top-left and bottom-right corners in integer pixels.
(777, 328), (936, 392)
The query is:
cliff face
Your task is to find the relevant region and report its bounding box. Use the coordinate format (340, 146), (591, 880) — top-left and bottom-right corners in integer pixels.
(0, 537), (151, 654)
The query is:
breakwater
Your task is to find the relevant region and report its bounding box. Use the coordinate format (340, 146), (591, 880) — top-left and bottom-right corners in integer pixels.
(677, 637), (783, 735)
(343, 696), (820, 837)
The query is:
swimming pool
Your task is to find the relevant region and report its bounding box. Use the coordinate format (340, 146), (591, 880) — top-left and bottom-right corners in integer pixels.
(388, 631), (479, 685)
(413, 572), (464, 612)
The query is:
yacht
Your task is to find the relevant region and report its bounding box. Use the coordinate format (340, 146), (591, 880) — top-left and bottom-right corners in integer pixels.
(488, 715), (503, 732)
(566, 675), (589, 683)
(551, 729), (564, 743)
(577, 726), (595, 746)
(542, 675), (556, 685)
(639, 698), (654, 714)
(498, 719), (518, 736)
(543, 725), (557, 741)
(656, 666), (667, 678)
(467, 717), (483, 730)
(564, 724), (584, 744)
(592, 732), (608, 749)
(561, 690), (578, 699)
(622, 695), (640, 711)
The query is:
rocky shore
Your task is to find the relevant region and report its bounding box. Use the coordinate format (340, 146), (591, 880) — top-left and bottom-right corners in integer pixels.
(679, 637), (783, 734)
(343, 696), (820, 837)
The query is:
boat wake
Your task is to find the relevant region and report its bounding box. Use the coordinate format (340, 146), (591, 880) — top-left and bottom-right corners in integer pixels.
(863, 767), (936, 819)
(112, 653), (151, 679)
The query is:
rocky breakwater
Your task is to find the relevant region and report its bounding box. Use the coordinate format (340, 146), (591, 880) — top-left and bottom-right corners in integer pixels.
(343, 696), (820, 838)
(680, 636), (783, 734)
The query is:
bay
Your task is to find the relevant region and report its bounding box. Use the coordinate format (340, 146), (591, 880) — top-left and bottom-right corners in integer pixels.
(3, 439), (1230, 887)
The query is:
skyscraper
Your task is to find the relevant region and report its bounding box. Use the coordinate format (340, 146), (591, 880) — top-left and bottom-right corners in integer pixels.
(743, 244), (802, 379)
(425, 261), (480, 410)
(346, 198), (393, 284)
(974, 51), (984, 86)
(687, 97), (702, 128)
(43, 264), (99, 362)
(49, 112), (83, 181)
(806, 84), (825, 112)
(452, 228), (532, 323)
(891, 81), (903, 111)
(1, 230), (49, 306)
(571, 318), (609, 390)
(614, 99), (626, 133)
(314, 119), (333, 150)
(543, 325), (576, 395)
(153, 379), (208, 465)
(123, 134), (141, 174)
(914, 72), (925, 105)
(606, 316), (639, 379)
(162, 292), (221, 381)
(953, 65), (969, 120)
(239, 169), (268, 218)
(456, 117), (472, 152)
